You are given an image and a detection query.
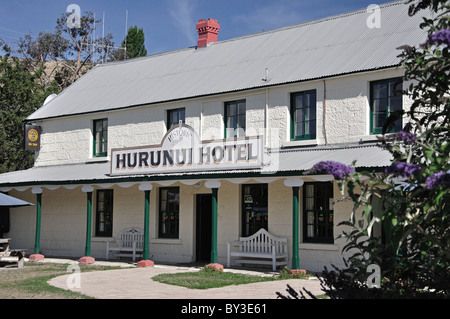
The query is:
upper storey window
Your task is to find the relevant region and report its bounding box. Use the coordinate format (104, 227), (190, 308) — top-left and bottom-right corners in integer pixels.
(225, 99), (246, 138)
(93, 119), (108, 157)
(290, 90), (317, 141)
(370, 78), (403, 134)
(167, 108), (186, 130)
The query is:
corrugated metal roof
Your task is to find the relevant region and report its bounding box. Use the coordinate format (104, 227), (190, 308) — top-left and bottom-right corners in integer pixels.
(27, 1), (430, 121)
(0, 145), (391, 188)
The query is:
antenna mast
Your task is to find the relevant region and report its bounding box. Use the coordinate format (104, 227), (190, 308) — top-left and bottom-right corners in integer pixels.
(124, 10), (128, 60)
(82, 10), (127, 63)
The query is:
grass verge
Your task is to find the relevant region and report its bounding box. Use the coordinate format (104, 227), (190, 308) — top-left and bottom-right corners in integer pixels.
(0, 262), (120, 299)
(153, 271), (277, 289)
(152, 266), (311, 290)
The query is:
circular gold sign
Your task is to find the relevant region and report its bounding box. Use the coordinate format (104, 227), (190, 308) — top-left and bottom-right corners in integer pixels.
(28, 129), (39, 142)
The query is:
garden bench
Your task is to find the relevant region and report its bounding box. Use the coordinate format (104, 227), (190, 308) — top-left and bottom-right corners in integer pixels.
(227, 228), (288, 271)
(106, 227), (144, 262)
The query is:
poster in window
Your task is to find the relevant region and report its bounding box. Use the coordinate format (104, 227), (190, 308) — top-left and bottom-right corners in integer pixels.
(24, 125), (41, 151)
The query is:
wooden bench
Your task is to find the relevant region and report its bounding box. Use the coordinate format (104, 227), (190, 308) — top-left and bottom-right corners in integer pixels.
(0, 238), (26, 268)
(227, 228), (288, 271)
(106, 227), (144, 262)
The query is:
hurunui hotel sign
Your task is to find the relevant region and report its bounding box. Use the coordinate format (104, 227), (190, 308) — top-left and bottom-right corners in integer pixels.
(110, 125), (263, 176)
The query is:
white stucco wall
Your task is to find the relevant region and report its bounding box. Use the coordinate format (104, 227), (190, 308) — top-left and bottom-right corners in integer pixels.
(33, 68), (409, 167)
(3, 67), (409, 271)
(6, 177), (359, 272)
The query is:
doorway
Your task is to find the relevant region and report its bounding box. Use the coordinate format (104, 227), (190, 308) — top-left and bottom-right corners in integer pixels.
(196, 194), (212, 262)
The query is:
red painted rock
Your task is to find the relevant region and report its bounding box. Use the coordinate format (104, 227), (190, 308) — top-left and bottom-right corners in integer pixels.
(291, 269), (307, 276)
(137, 260), (155, 267)
(79, 256), (95, 264)
(28, 254), (45, 262)
(206, 263), (224, 271)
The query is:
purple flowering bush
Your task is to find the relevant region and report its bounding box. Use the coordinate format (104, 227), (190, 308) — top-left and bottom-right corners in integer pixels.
(314, 0), (450, 298)
(384, 161), (421, 178)
(426, 29), (450, 47)
(310, 161), (354, 180)
(426, 172), (450, 189)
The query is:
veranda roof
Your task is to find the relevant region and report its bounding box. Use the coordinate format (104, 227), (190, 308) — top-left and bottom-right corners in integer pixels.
(0, 144), (391, 189)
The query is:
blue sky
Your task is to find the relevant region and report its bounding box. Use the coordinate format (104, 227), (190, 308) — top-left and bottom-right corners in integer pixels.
(0, 0), (390, 56)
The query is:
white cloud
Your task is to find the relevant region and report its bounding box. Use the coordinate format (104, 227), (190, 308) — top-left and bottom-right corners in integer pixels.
(168, 0), (197, 45)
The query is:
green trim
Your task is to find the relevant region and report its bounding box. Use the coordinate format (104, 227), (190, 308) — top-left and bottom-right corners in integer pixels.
(290, 90), (317, 141)
(292, 186), (300, 269)
(369, 77), (403, 135)
(143, 189), (150, 260)
(211, 187), (218, 263)
(33, 193), (42, 254)
(85, 191), (93, 256)
(93, 119), (108, 157)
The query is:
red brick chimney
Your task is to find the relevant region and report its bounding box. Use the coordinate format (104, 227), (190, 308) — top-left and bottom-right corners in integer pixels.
(196, 18), (220, 48)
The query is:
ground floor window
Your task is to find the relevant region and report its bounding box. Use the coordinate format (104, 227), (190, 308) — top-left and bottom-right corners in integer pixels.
(95, 190), (113, 237)
(242, 184), (268, 237)
(303, 182), (334, 243)
(159, 187), (180, 238)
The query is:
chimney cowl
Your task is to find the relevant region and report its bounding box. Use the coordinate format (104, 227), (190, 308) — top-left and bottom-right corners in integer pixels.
(196, 18), (220, 48)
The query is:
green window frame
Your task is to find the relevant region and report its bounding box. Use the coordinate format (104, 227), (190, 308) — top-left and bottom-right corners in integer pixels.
(303, 182), (334, 244)
(290, 90), (316, 140)
(242, 184), (268, 237)
(370, 77), (403, 134)
(159, 187), (180, 239)
(167, 108), (186, 130)
(93, 119), (108, 157)
(224, 100), (246, 138)
(95, 189), (113, 237)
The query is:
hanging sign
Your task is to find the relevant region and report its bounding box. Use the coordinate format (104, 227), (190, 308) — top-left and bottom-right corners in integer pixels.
(110, 124), (263, 176)
(24, 125), (41, 151)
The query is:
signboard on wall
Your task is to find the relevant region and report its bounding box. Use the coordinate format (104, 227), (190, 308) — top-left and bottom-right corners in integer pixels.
(110, 124), (263, 176)
(24, 124), (41, 151)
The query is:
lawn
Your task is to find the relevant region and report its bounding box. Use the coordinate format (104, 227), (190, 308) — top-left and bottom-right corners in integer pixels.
(0, 262), (312, 299)
(0, 262), (120, 299)
(152, 270), (277, 289)
(152, 266), (310, 289)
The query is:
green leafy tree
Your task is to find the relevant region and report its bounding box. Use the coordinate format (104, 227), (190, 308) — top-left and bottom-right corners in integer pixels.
(111, 26), (147, 60)
(124, 26), (147, 58)
(0, 57), (59, 173)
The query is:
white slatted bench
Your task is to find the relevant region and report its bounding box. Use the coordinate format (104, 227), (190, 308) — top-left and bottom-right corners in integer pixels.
(227, 228), (288, 271)
(106, 227), (144, 262)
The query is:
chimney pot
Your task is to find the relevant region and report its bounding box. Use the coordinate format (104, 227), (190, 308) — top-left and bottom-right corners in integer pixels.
(196, 18), (220, 48)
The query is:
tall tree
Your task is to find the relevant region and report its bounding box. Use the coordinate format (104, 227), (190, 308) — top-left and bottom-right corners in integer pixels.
(111, 26), (147, 61)
(124, 26), (147, 58)
(13, 10), (114, 90)
(0, 57), (59, 173)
